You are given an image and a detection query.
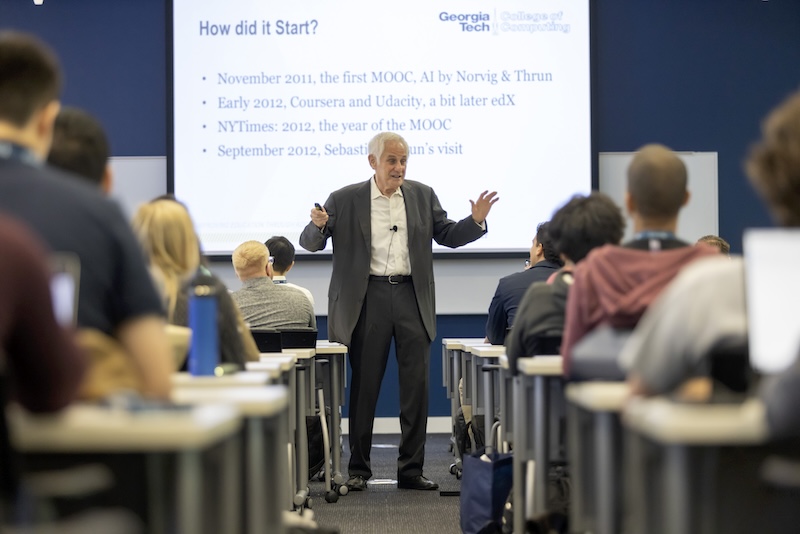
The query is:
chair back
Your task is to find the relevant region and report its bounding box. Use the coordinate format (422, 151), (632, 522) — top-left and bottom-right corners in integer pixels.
(280, 329), (317, 349)
(250, 328), (282, 353)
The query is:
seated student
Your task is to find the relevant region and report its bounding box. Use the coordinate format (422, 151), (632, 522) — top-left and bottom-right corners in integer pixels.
(132, 200), (259, 369)
(506, 192), (625, 373)
(622, 90), (800, 400)
(485, 222), (562, 345)
(0, 214), (86, 412)
(696, 234), (731, 256)
(265, 235), (315, 307)
(560, 144), (718, 376)
(0, 31), (171, 399)
(0, 214), (87, 512)
(231, 240), (316, 331)
(47, 106), (113, 194)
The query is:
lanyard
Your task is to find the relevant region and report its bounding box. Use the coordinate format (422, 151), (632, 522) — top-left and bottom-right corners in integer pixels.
(634, 231), (676, 252)
(0, 142), (41, 168)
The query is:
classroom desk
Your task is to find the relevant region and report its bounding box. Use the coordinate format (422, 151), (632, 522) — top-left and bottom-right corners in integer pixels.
(514, 356), (563, 534)
(283, 348), (316, 507)
(442, 339), (476, 459)
(172, 385), (290, 534)
(314, 340), (348, 486)
(499, 354), (513, 452)
(171, 371), (272, 387)
(442, 338), (484, 458)
(468, 344), (505, 452)
(249, 353), (300, 504)
(10, 403), (241, 534)
(565, 382), (630, 534)
(622, 396), (768, 534)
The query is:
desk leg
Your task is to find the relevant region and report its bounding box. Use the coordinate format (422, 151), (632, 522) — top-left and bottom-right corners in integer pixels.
(596, 412), (617, 534)
(533, 375), (549, 517)
(262, 412), (289, 534)
(222, 431), (242, 534)
(247, 419), (268, 534)
(442, 345), (450, 391)
(448, 349), (459, 458)
(295, 363), (310, 507)
(147, 454), (167, 534)
(288, 367), (298, 507)
(177, 450), (202, 534)
(512, 376), (526, 534)
(330, 354), (343, 483)
(664, 445), (691, 534)
(567, 402), (587, 533)
(451, 351), (464, 468)
(483, 364), (495, 453)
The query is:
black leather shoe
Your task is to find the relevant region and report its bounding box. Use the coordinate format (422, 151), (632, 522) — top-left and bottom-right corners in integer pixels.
(346, 475), (368, 491)
(397, 474), (439, 490)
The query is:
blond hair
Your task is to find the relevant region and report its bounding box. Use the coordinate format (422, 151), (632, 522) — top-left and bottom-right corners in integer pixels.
(132, 200), (200, 319)
(232, 240), (269, 281)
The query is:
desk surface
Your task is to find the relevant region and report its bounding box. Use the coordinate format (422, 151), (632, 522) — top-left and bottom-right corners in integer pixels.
(518, 356), (563, 376)
(500, 354), (510, 370)
(284, 348), (315, 359)
(244, 361), (283, 379)
(566, 382), (630, 412)
(442, 338), (486, 351)
(315, 340), (348, 354)
(257, 353), (297, 371)
(171, 371), (271, 387)
(10, 403), (241, 452)
(623, 397), (768, 445)
(259, 352), (297, 371)
(172, 385), (289, 417)
(470, 345), (506, 358)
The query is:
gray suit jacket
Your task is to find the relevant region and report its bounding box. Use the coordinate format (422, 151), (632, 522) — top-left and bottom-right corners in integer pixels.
(299, 178), (486, 346)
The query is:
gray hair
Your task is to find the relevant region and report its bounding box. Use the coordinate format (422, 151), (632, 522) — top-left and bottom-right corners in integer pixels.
(368, 132), (409, 163)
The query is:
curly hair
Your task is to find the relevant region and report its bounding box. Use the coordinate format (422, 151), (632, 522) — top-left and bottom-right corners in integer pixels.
(746, 91), (800, 227)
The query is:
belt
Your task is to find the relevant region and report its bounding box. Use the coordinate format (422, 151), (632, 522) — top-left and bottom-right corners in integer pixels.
(369, 275), (412, 284)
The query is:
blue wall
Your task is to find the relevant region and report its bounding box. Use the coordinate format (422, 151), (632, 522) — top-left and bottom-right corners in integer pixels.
(6, 1), (799, 250)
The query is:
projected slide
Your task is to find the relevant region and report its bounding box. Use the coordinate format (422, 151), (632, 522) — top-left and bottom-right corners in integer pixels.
(171, 0), (591, 254)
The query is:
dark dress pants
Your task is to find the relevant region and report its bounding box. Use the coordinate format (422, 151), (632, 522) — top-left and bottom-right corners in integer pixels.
(347, 278), (430, 479)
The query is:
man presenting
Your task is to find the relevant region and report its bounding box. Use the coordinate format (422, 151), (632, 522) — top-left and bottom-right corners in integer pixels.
(300, 132), (497, 491)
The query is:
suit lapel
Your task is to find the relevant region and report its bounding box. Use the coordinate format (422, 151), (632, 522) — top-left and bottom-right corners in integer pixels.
(354, 179), (371, 248)
(402, 182), (419, 246)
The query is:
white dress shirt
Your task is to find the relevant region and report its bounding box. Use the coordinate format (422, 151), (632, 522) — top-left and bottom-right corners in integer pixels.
(369, 176), (411, 276)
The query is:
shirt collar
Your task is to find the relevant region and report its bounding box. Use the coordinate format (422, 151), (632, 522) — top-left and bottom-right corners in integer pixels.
(242, 276), (274, 288)
(0, 141), (42, 167)
(371, 175), (403, 200)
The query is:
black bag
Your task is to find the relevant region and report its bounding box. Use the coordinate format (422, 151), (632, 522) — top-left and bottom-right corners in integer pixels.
(460, 448), (513, 534)
(306, 412), (326, 478)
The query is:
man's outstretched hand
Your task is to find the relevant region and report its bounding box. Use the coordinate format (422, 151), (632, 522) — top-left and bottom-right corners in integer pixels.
(470, 190), (499, 224)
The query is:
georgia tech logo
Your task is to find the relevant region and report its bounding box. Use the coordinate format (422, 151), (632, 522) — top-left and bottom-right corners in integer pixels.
(438, 11), (491, 32)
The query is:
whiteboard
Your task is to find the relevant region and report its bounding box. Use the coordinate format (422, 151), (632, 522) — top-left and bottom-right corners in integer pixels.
(109, 156), (168, 219)
(598, 152), (719, 243)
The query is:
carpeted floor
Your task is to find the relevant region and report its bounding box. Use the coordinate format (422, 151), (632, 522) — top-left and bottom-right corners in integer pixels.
(307, 433), (462, 534)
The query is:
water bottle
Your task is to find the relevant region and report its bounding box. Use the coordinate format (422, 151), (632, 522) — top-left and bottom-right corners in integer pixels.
(188, 276), (219, 376)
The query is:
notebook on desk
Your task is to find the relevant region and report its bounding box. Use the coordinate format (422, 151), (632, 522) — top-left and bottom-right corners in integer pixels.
(743, 228), (800, 374)
(49, 253), (80, 328)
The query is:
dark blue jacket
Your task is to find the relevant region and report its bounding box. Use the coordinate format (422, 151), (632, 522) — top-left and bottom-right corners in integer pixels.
(485, 260), (562, 345)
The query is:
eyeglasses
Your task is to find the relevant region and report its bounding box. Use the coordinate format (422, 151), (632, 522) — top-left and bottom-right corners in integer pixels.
(268, 256), (274, 265)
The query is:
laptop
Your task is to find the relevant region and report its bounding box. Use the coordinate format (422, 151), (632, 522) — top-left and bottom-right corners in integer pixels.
(743, 228), (800, 374)
(49, 253), (80, 328)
